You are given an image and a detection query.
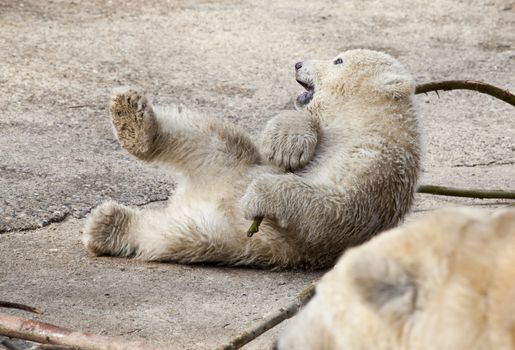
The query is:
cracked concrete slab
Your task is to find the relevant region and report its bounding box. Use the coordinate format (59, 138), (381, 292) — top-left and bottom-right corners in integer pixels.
(0, 215), (320, 349)
(0, 0), (514, 348)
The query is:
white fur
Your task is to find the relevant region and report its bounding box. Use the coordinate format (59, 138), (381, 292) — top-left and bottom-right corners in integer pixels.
(83, 49), (421, 269)
(277, 207), (515, 349)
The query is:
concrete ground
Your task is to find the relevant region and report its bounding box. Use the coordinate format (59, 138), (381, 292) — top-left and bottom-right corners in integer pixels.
(0, 0), (513, 348)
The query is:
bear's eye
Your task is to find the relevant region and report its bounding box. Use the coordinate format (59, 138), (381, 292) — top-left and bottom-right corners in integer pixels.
(333, 58), (343, 65)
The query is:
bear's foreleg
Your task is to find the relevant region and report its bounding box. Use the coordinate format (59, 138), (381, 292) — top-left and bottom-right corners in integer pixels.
(260, 111), (319, 171)
(241, 173), (346, 242)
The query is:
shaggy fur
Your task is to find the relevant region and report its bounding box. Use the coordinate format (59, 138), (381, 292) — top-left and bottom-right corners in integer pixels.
(83, 49), (421, 269)
(277, 207), (515, 349)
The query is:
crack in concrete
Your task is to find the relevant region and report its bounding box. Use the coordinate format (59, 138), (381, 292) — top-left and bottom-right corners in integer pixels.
(451, 160), (515, 168)
(0, 197), (169, 235)
(134, 197), (169, 207)
(0, 211), (71, 234)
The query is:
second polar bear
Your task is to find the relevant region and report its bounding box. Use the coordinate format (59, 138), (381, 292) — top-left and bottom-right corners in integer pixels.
(276, 207), (515, 349)
(83, 49), (421, 269)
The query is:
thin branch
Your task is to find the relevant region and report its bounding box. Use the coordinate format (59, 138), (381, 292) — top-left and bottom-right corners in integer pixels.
(418, 185), (515, 199)
(0, 313), (157, 350)
(415, 80), (515, 106)
(0, 302), (42, 314)
(29, 345), (80, 350)
(218, 284), (316, 350)
(246, 184), (515, 234)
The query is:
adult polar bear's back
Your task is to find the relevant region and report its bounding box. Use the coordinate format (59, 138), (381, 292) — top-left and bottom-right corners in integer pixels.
(277, 207), (515, 349)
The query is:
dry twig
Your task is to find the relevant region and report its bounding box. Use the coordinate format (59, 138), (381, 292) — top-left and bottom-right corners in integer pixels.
(0, 301), (42, 315)
(29, 344), (79, 350)
(0, 313), (157, 350)
(247, 184), (515, 234)
(418, 185), (515, 199)
(218, 284), (316, 350)
(415, 80), (515, 106)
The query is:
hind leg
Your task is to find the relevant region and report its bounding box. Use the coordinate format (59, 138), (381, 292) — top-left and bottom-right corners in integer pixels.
(83, 201), (138, 257)
(84, 89), (278, 264)
(83, 198), (241, 263)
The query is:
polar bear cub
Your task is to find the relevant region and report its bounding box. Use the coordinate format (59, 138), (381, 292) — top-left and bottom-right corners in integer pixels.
(277, 207), (515, 349)
(83, 49), (421, 269)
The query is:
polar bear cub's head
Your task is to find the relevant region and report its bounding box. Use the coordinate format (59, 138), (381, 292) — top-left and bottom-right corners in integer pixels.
(276, 207), (515, 350)
(295, 49), (415, 111)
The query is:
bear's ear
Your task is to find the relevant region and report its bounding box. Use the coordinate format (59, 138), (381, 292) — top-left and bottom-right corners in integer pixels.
(374, 72), (415, 100)
(349, 252), (417, 319)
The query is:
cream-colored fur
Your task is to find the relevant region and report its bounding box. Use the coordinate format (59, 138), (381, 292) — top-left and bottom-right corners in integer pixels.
(277, 207), (515, 349)
(82, 49), (421, 269)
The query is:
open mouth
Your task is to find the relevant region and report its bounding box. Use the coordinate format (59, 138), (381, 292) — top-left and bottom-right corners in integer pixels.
(296, 79), (314, 105)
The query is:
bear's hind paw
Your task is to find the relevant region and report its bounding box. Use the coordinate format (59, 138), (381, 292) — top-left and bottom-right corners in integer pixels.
(83, 201), (135, 257)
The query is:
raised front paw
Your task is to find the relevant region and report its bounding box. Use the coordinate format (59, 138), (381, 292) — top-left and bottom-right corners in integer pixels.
(260, 112), (318, 171)
(82, 201), (134, 257)
(110, 88), (158, 159)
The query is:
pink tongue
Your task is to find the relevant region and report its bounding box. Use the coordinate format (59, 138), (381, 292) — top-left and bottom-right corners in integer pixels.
(297, 90), (313, 104)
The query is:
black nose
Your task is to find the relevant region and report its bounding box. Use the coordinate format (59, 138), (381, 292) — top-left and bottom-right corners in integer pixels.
(295, 61), (303, 70)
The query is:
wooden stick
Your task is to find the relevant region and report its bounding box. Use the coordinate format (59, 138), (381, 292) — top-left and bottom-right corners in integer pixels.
(415, 80), (515, 106)
(246, 184), (515, 234)
(0, 301), (42, 314)
(218, 284), (316, 350)
(30, 345), (79, 350)
(0, 313), (157, 350)
(418, 185), (515, 199)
